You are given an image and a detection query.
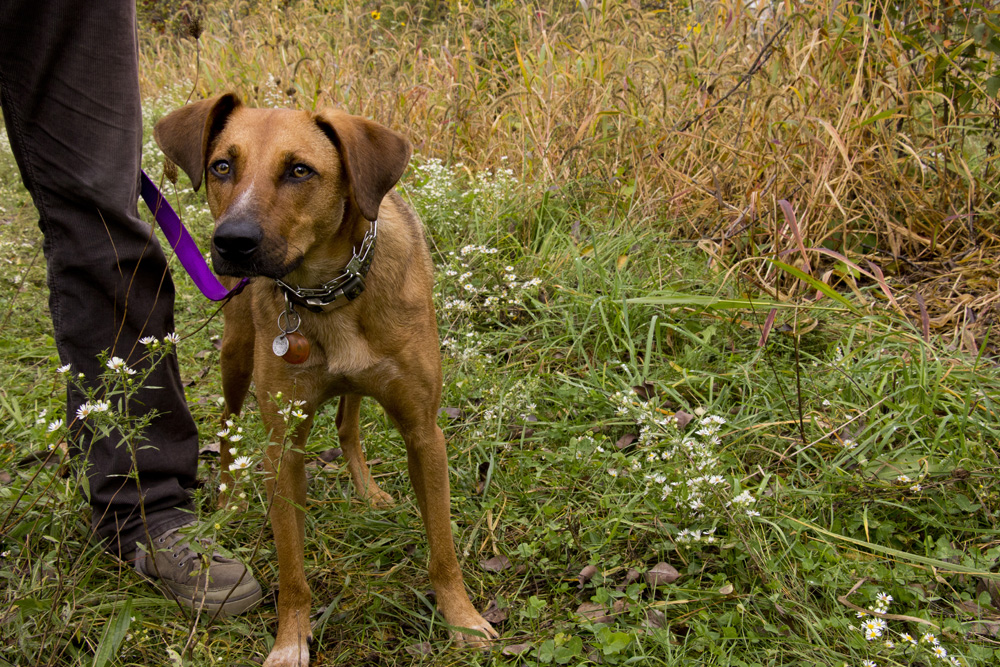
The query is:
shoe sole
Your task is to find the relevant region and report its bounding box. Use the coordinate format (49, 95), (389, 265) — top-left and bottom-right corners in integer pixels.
(136, 565), (264, 616)
(162, 580), (263, 616)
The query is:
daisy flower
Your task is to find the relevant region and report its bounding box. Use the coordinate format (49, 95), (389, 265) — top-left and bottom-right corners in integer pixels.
(862, 619), (883, 636)
(229, 456), (253, 471)
(106, 357), (127, 372)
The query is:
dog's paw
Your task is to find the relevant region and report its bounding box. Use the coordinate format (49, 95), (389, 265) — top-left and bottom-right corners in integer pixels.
(365, 487), (395, 508)
(450, 614), (499, 648)
(263, 643), (309, 667)
(354, 478), (394, 508)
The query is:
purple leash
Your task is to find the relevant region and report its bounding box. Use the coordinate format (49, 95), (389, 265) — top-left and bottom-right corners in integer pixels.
(139, 170), (249, 301)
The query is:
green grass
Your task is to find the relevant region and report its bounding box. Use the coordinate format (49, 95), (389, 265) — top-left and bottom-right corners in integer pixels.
(3, 126), (999, 666)
(3, 2), (1000, 666)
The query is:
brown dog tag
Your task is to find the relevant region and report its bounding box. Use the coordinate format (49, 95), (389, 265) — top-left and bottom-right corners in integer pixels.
(282, 331), (311, 364)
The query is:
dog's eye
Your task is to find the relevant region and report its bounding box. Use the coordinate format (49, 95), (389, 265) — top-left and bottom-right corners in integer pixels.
(211, 160), (231, 177)
(290, 164), (314, 180)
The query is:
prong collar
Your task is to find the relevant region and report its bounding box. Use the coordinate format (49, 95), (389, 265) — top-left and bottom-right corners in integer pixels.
(274, 219), (377, 312)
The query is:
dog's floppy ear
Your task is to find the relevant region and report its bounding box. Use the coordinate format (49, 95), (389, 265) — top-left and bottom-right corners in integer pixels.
(313, 109), (412, 222)
(153, 93), (242, 191)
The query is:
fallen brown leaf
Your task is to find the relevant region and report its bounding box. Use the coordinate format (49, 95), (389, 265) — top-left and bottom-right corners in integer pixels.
(970, 621), (1000, 637)
(318, 448), (341, 463)
(476, 461), (491, 495)
(674, 410), (694, 428)
(481, 598), (508, 624)
(632, 381), (656, 401)
(404, 642), (432, 657)
(501, 642), (532, 656)
(575, 601), (614, 624)
(614, 433), (638, 450)
(438, 407), (463, 420)
(645, 562), (680, 587)
(199, 441), (220, 456)
(481, 555), (512, 573)
(645, 609), (666, 630)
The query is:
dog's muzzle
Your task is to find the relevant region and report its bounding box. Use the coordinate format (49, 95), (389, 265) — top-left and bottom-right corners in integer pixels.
(213, 218), (263, 263)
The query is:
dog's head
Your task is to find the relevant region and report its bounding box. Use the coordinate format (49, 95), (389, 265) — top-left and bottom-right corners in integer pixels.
(153, 93), (412, 279)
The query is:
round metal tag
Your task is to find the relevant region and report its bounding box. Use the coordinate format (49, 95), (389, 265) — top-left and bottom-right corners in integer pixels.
(272, 334), (289, 357)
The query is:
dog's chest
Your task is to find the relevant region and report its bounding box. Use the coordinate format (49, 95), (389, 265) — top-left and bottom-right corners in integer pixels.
(301, 316), (377, 378)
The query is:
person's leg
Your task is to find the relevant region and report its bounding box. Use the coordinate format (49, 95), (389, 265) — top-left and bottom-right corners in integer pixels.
(0, 0), (197, 555)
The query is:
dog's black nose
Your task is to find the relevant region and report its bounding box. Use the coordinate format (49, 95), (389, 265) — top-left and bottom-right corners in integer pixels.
(214, 219), (263, 262)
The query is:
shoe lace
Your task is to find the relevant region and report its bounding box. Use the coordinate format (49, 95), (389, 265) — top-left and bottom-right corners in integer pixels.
(155, 528), (216, 570)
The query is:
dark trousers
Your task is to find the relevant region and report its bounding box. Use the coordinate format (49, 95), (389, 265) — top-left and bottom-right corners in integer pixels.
(0, 1), (197, 554)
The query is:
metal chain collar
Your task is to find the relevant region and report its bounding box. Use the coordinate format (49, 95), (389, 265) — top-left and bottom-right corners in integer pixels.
(274, 219), (378, 312)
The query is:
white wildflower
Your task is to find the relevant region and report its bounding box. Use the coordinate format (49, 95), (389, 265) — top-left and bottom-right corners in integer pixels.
(229, 456), (253, 472)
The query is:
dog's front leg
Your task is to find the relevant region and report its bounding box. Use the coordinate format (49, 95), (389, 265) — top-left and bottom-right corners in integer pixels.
(261, 404), (314, 667)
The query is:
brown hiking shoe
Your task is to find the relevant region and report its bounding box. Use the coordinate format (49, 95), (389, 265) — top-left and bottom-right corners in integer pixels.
(133, 525), (262, 616)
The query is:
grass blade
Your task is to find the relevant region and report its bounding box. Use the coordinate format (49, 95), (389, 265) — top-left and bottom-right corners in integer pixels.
(92, 598), (133, 667)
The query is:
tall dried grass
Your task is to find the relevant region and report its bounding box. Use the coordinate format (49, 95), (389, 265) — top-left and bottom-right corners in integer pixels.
(139, 0), (1000, 345)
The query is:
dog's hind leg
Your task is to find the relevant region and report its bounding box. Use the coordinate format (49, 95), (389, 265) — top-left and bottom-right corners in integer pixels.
(336, 394), (394, 507)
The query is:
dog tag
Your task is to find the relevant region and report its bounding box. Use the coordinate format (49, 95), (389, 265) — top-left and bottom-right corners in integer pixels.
(272, 334), (289, 357)
(282, 331), (311, 364)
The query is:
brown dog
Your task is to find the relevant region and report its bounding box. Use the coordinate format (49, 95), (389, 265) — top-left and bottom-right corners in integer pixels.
(154, 94), (497, 666)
